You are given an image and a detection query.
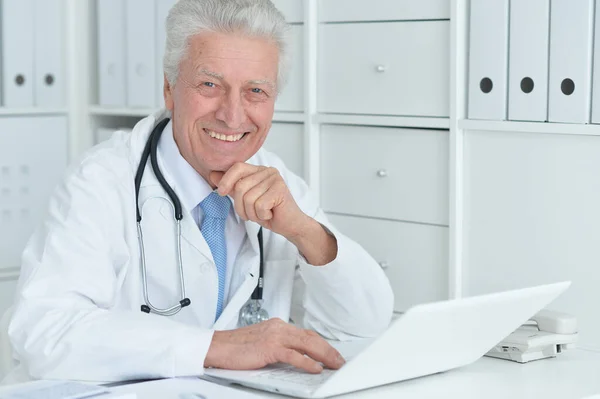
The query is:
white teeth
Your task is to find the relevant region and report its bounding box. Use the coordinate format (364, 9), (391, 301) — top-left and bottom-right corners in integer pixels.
(206, 130), (245, 142)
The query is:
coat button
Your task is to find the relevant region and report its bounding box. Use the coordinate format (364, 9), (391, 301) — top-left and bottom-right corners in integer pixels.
(200, 263), (211, 274)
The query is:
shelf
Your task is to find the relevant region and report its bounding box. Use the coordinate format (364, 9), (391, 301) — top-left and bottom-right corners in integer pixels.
(89, 106), (159, 117)
(318, 113), (450, 129)
(0, 267), (20, 281)
(272, 111), (305, 122)
(0, 107), (68, 116)
(459, 119), (600, 136)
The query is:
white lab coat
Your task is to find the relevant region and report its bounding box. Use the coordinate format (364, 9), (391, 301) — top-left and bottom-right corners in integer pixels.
(6, 110), (394, 383)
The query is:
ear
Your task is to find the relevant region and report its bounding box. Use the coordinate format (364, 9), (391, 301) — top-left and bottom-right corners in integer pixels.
(163, 74), (174, 111)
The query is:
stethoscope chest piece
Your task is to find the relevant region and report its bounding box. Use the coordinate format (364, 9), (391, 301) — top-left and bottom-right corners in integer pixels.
(239, 299), (270, 327)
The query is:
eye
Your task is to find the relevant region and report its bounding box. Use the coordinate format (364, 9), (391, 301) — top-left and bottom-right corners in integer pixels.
(203, 82), (216, 88)
(251, 88), (264, 94)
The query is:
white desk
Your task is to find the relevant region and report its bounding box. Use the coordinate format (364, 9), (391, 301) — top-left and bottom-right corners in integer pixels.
(108, 349), (600, 399)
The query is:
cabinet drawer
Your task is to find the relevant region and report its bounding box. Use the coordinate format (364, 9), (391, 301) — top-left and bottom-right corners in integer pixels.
(320, 125), (449, 225)
(271, 0), (303, 23)
(319, 0), (450, 22)
(327, 214), (448, 312)
(319, 21), (449, 117)
(264, 122), (304, 178)
(275, 25), (304, 112)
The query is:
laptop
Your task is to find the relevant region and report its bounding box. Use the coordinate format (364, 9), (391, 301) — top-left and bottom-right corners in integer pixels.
(204, 281), (570, 398)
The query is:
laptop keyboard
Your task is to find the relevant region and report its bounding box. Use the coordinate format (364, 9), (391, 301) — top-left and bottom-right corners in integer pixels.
(255, 366), (337, 386)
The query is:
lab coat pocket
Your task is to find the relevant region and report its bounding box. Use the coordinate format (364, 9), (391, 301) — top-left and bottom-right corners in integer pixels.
(262, 260), (297, 322)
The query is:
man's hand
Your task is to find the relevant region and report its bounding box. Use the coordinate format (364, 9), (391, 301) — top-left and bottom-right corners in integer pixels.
(204, 318), (346, 373)
(210, 163), (337, 265)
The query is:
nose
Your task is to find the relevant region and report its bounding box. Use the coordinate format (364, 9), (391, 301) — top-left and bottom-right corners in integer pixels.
(215, 91), (247, 130)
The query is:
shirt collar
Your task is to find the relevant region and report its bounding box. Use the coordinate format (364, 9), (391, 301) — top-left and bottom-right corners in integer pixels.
(158, 119), (241, 223)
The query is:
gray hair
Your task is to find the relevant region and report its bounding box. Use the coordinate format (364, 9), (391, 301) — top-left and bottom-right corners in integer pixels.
(163, 0), (290, 94)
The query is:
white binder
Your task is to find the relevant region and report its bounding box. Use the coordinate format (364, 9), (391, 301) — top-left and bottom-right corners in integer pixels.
(467, 0), (509, 120)
(591, 2), (600, 123)
(126, 0), (157, 108)
(155, 0), (177, 108)
(1, 0), (35, 107)
(33, 0), (65, 107)
(548, 0), (594, 123)
(97, 0), (127, 106)
(508, 0), (550, 122)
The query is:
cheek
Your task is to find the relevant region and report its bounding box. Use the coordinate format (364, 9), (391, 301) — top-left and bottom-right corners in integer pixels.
(249, 102), (275, 130)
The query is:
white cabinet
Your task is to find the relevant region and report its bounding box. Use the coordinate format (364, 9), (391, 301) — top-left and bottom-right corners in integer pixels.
(328, 213), (449, 312)
(0, 116), (68, 270)
(464, 130), (600, 349)
(0, 279), (17, 319)
(271, 0), (303, 23)
(275, 25), (304, 112)
(319, 0), (450, 22)
(320, 125), (449, 225)
(319, 21), (450, 117)
(264, 122), (304, 178)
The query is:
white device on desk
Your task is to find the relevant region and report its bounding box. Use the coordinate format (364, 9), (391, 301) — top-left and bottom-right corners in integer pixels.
(204, 281), (570, 399)
(485, 309), (578, 363)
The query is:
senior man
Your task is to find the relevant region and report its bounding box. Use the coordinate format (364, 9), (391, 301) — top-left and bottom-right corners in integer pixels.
(5, 0), (393, 382)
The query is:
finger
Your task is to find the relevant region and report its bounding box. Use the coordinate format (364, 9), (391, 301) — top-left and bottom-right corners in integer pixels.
(275, 348), (324, 374)
(254, 180), (288, 221)
(217, 163), (266, 196)
(244, 174), (279, 222)
(286, 331), (345, 370)
(230, 168), (275, 221)
(209, 171), (225, 188)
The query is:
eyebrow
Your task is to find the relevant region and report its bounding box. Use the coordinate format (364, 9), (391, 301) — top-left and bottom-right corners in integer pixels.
(198, 68), (224, 80)
(248, 79), (277, 91)
(197, 68), (276, 91)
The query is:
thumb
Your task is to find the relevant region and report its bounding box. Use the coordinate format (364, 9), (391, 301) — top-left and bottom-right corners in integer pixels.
(209, 171), (225, 189)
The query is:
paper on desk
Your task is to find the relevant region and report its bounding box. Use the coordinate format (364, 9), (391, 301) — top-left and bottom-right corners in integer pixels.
(0, 380), (135, 399)
(109, 377), (263, 399)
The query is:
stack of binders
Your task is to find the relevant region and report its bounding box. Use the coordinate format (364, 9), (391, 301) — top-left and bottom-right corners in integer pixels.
(0, 0), (65, 107)
(468, 0), (600, 124)
(97, 0), (177, 109)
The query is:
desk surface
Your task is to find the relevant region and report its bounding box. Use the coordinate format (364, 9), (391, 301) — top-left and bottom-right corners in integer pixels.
(108, 349), (600, 399)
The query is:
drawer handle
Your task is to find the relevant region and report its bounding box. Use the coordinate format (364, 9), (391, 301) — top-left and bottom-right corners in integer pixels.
(376, 169), (388, 178)
(376, 65), (387, 73)
(379, 261), (390, 269)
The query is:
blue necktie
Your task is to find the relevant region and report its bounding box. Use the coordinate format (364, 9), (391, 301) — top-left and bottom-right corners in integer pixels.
(200, 192), (231, 321)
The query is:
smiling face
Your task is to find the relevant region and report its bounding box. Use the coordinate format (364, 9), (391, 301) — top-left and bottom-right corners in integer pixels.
(164, 31), (279, 185)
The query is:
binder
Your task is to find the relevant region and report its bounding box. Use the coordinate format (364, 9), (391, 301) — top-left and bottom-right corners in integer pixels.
(592, 2), (600, 123)
(1, 0), (35, 107)
(508, 0), (550, 122)
(467, 0), (509, 120)
(155, 0), (178, 108)
(33, 0), (65, 107)
(548, 0), (595, 123)
(97, 0), (127, 106)
(126, 0), (157, 108)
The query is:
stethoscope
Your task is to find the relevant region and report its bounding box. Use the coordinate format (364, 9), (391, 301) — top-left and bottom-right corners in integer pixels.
(134, 117), (269, 326)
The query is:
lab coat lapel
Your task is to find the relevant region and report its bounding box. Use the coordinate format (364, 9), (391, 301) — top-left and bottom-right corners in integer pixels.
(158, 203), (213, 264)
(212, 221), (262, 330)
